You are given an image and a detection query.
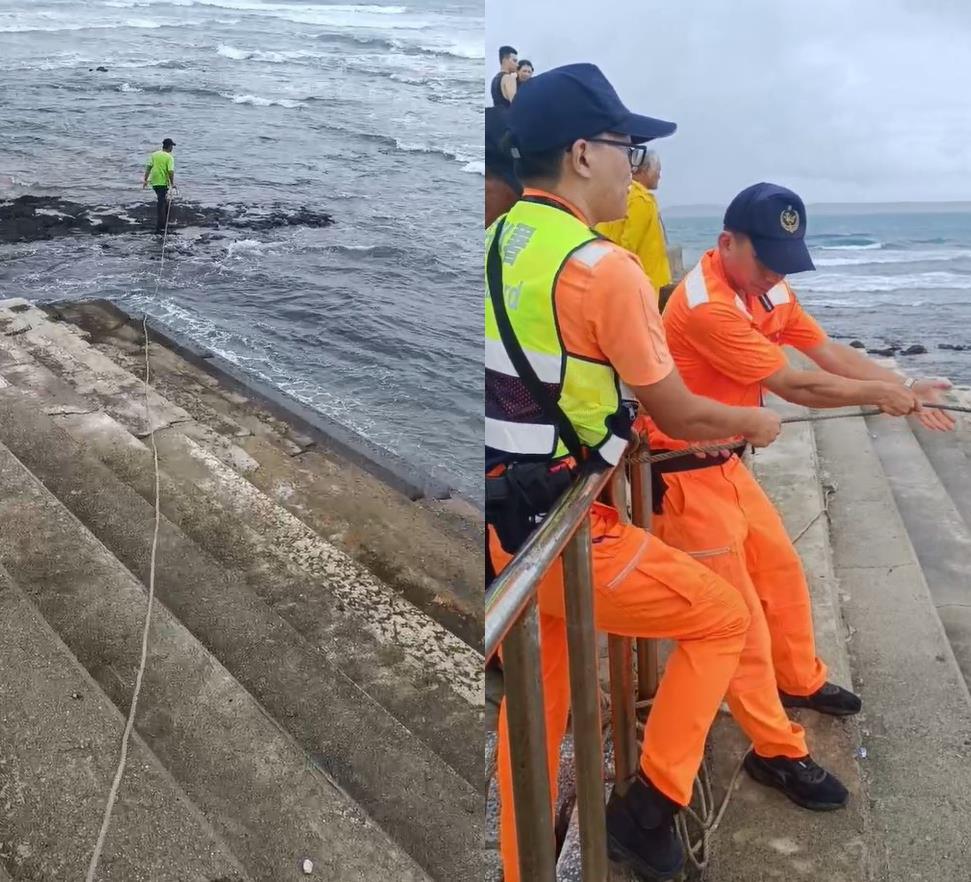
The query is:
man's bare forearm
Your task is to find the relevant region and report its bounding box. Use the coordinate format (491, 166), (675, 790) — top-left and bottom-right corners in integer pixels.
(767, 363), (907, 410)
(657, 393), (756, 442)
(811, 341), (904, 384)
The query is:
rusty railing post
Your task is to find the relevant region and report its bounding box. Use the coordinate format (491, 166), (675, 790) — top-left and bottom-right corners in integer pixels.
(502, 599), (557, 881)
(630, 454), (660, 700)
(607, 460), (637, 794)
(563, 516), (608, 881)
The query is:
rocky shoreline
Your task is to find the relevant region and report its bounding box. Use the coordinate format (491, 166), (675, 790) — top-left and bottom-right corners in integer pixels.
(0, 195), (334, 244)
(842, 339), (971, 358)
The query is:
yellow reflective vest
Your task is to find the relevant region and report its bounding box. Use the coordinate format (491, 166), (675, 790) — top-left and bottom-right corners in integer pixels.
(485, 197), (630, 466)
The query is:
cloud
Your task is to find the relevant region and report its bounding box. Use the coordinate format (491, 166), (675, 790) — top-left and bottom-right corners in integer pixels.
(486, 1), (971, 204)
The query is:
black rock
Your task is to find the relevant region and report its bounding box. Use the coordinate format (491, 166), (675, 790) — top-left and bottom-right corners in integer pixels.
(867, 347), (897, 357)
(96, 66), (109, 72)
(939, 343), (968, 351)
(0, 195), (335, 243)
(849, 340), (865, 349)
(901, 344), (927, 356)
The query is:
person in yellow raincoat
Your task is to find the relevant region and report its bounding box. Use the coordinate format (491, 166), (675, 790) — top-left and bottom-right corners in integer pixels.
(596, 149), (672, 298)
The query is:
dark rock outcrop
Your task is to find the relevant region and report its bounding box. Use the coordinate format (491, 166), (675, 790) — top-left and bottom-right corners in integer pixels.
(0, 195), (334, 243)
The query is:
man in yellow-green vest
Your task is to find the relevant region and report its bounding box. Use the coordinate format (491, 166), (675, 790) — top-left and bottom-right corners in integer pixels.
(142, 137), (177, 234)
(485, 63), (852, 882)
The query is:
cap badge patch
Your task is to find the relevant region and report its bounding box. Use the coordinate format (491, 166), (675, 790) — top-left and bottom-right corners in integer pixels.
(780, 205), (800, 234)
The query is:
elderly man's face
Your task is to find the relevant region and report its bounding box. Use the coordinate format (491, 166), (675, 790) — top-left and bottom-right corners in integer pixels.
(636, 160), (661, 190)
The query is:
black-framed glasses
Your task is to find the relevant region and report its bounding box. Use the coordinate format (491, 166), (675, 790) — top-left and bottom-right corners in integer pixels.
(585, 139), (648, 170)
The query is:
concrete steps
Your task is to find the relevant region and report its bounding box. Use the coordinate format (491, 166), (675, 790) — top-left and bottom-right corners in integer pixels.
(0, 428), (430, 881)
(904, 386), (971, 533)
(0, 314), (481, 785)
(865, 409), (971, 684)
(0, 299), (480, 880)
(52, 297), (484, 647)
(0, 567), (249, 882)
(816, 407), (971, 881)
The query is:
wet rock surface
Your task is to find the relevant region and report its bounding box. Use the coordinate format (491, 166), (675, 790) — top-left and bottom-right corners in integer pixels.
(0, 195), (334, 243)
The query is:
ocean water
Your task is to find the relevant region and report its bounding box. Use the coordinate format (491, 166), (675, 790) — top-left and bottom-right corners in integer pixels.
(0, 0), (484, 496)
(666, 210), (971, 383)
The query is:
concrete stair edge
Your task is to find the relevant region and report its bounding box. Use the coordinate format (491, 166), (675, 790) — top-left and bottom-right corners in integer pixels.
(815, 408), (971, 882)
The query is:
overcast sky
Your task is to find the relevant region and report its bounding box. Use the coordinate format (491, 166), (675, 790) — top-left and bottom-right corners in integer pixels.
(486, 0), (971, 206)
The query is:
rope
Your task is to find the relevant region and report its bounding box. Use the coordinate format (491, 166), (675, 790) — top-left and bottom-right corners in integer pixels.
(590, 689), (740, 874)
(627, 402), (968, 465)
(84, 189), (173, 882)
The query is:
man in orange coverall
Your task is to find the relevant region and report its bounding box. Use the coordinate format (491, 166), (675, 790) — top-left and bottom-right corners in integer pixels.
(487, 67), (848, 882)
(648, 182), (954, 723)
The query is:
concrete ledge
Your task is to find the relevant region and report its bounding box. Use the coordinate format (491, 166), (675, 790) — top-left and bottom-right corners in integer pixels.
(46, 298), (460, 504)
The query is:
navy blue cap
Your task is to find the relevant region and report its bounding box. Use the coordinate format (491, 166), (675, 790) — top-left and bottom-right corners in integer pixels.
(724, 183), (814, 275)
(507, 62), (676, 154)
(485, 107), (520, 193)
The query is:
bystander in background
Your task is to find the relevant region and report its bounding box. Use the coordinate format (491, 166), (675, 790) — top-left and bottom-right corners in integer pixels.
(596, 149), (673, 303)
(490, 45), (519, 108)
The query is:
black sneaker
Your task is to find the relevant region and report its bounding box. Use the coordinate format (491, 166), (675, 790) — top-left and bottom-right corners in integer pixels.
(743, 750), (848, 811)
(605, 771), (684, 880)
(779, 681), (862, 716)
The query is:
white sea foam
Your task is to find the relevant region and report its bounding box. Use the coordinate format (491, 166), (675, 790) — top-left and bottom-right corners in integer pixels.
(417, 39), (484, 60)
(812, 248), (971, 267)
(216, 44), (320, 64)
(216, 43), (250, 60)
(155, 0), (421, 29)
(801, 271), (971, 294)
(221, 92), (306, 108)
(394, 138), (480, 166)
(0, 17), (179, 32)
(816, 241), (882, 251)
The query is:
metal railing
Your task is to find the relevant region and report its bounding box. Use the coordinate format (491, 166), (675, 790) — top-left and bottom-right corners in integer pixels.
(485, 445), (658, 881)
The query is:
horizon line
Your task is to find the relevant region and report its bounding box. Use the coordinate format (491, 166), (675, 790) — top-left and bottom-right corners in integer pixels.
(667, 198), (971, 210)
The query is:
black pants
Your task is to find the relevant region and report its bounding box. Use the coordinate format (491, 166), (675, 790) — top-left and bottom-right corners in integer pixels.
(153, 185), (169, 232)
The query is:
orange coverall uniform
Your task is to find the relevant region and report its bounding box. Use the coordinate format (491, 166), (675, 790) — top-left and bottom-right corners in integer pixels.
(493, 193), (806, 882)
(648, 248), (830, 699)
